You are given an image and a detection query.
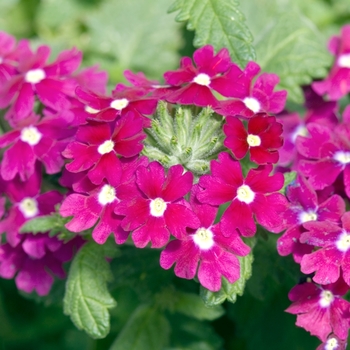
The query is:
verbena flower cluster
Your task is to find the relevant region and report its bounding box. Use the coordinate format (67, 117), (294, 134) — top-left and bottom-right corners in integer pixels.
(0, 24), (350, 349)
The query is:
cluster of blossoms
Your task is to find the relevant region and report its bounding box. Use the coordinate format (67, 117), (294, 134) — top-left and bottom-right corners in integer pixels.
(0, 23), (350, 349)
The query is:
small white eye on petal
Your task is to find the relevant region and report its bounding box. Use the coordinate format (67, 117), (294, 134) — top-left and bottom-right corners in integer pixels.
(333, 151), (350, 165)
(319, 290), (334, 308)
(97, 140), (114, 155)
(149, 198), (167, 217)
(85, 106), (100, 114)
(98, 185), (117, 205)
(193, 73), (211, 86)
(236, 184), (255, 204)
(193, 227), (214, 250)
(246, 134), (261, 147)
(110, 98), (129, 110)
(20, 126), (42, 146)
(336, 231), (350, 252)
(325, 337), (339, 350)
(25, 69), (46, 84)
(243, 97), (260, 113)
(18, 197), (39, 218)
(338, 53), (350, 68)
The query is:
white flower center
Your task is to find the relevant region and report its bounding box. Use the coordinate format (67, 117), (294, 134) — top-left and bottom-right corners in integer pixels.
(25, 68), (46, 84)
(243, 97), (260, 113)
(298, 210), (317, 224)
(319, 290), (334, 308)
(193, 73), (211, 86)
(85, 106), (99, 114)
(18, 197), (39, 218)
(110, 98), (129, 110)
(193, 227), (214, 250)
(338, 53), (350, 68)
(333, 151), (350, 165)
(336, 231), (350, 252)
(247, 134), (261, 147)
(20, 126), (42, 146)
(98, 184), (117, 205)
(149, 198), (167, 217)
(236, 184), (255, 204)
(97, 140), (114, 155)
(291, 125), (308, 143)
(325, 337), (339, 350)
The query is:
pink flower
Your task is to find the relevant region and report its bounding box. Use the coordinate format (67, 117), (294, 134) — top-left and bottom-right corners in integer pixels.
(63, 112), (145, 186)
(0, 235), (84, 296)
(223, 114), (283, 164)
(316, 335), (348, 350)
(300, 212), (350, 286)
(0, 44), (82, 122)
(120, 162), (199, 248)
(277, 176), (345, 263)
(75, 84), (158, 127)
(215, 62), (287, 117)
(160, 185), (250, 291)
(163, 45), (233, 107)
(59, 157), (144, 244)
(197, 152), (287, 237)
(286, 279), (350, 342)
(312, 25), (350, 100)
(0, 167), (63, 247)
(0, 113), (72, 181)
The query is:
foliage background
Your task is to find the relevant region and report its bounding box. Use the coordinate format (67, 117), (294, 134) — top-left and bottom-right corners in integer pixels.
(0, 0), (349, 349)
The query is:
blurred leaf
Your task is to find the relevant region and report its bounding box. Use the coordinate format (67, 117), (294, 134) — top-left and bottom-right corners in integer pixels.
(200, 237), (256, 306)
(109, 304), (170, 350)
(279, 171), (297, 195)
(240, 1), (332, 103)
(168, 0), (255, 67)
(85, 0), (182, 82)
(63, 241), (118, 339)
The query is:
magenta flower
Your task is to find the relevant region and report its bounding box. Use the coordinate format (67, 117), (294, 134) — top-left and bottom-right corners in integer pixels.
(215, 62), (287, 118)
(312, 25), (350, 100)
(63, 112), (145, 186)
(59, 157), (145, 244)
(163, 45), (233, 107)
(120, 162), (199, 248)
(285, 279), (350, 342)
(297, 122), (350, 199)
(160, 185), (250, 291)
(299, 212), (350, 286)
(75, 84), (158, 127)
(316, 335), (348, 350)
(277, 176), (345, 263)
(0, 113), (72, 181)
(0, 44), (82, 122)
(0, 235), (84, 296)
(223, 114), (283, 164)
(0, 167), (63, 247)
(0, 32), (20, 84)
(197, 152), (287, 237)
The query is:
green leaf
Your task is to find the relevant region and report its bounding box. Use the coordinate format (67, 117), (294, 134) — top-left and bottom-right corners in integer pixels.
(109, 304), (170, 350)
(200, 237), (256, 306)
(63, 241), (118, 339)
(168, 0), (256, 67)
(279, 171), (297, 195)
(240, 1), (332, 103)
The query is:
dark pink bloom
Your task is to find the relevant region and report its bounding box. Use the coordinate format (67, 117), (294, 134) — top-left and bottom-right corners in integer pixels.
(75, 84), (157, 127)
(160, 185), (250, 291)
(0, 44), (82, 122)
(300, 212), (350, 286)
(163, 45), (233, 107)
(63, 112), (145, 186)
(60, 156), (146, 244)
(0, 235), (84, 296)
(0, 167), (63, 247)
(286, 279), (350, 342)
(277, 176), (345, 263)
(215, 62), (287, 118)
(0, 113), (72, 181)
(297, 122), (350, 199)
(120, 162), (199, 248)
(197, 152), (287, 237)
(312, 25), (350, 100)
(223, 114), (283, 164)
(0, 32), (21, 84)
